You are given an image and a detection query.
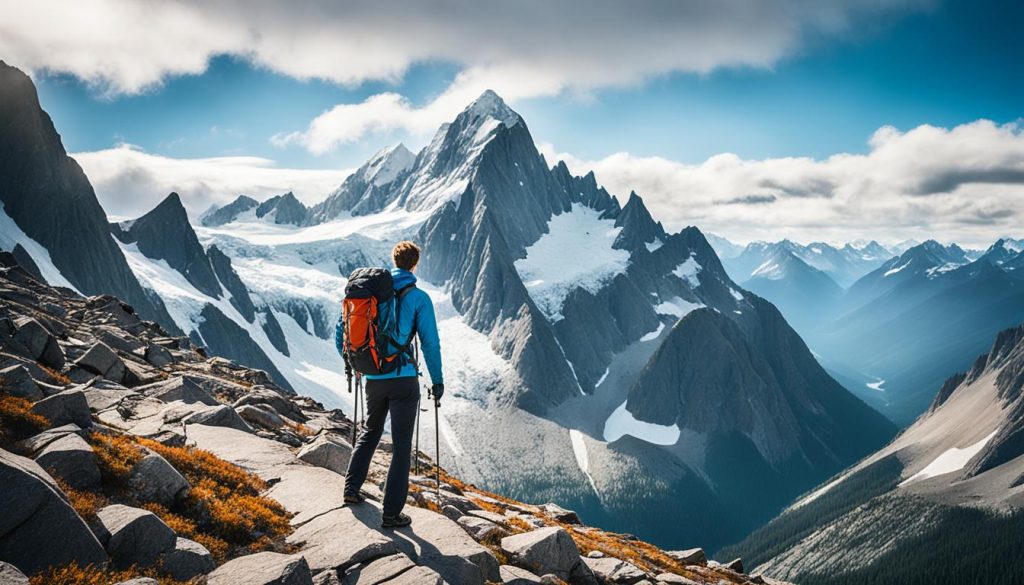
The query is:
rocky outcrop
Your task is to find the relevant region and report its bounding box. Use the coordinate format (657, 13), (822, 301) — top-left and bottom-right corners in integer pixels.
(208, 245), (257, 322)
(0, 449), (106, 575)
(0, 61), (177, 331)
(256, 193), (310, 226)
(201, 195), (259, 227)
(94, 504), (177, 569)
(501, 527), (586, 582)
(207, 551), (313, 585)
(34, 433), (101, 489)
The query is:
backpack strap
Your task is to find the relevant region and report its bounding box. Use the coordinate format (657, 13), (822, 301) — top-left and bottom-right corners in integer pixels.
(383, 284), (419, 366)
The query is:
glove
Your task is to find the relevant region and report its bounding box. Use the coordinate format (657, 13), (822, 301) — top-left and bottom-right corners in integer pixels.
(430, 384), (444, 402)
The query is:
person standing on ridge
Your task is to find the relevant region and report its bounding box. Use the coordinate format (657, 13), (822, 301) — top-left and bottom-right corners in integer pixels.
(337, 240), (444, 529)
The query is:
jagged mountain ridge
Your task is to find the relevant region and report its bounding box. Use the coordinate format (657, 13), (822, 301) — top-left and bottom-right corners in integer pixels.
(0, 61), (178, 332)
(723, 321), (1024, 585)
(722, 239), (894, 289)
(1, 71), (893, 552)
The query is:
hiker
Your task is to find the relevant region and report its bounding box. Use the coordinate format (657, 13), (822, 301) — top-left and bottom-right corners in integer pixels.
(336, 240), (444, 528)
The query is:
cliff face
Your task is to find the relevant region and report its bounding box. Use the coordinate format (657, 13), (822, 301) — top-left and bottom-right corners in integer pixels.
(0, 61), (177, 332)
(0, 252), (789, 585)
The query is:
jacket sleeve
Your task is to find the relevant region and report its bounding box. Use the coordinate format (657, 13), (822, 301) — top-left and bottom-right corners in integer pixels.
(415, 292), (444, 385)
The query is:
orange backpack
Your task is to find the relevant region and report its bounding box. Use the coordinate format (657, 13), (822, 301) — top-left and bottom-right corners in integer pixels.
(340, 268), (416, 376)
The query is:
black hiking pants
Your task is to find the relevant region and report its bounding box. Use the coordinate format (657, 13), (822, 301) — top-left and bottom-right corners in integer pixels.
(343, 376), (420, 518)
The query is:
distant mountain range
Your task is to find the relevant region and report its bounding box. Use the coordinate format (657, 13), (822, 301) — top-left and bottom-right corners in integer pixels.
(712, 234), (1023, 425)
(0, 62), (894, 552)
(723, 322), (1024, 585)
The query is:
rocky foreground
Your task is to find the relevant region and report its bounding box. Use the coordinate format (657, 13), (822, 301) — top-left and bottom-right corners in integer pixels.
(0, 251), (788, 585)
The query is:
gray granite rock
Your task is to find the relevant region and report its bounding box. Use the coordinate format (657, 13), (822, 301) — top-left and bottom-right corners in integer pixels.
(0, 364), (42, 400)
(0, 448), (106, 575)
(31, 389), (92, 427)
(129, 452), (190, 506)
(297, 434), (352, 475)
(75, 341), (125, 382)
(34, 433), (101, 489)
(0, 561), (29, 585)
(95, 504), (177, 568)
(501, 527), (582, 582)
(161, 537), (216, 580)
(207, 552), (313, 585)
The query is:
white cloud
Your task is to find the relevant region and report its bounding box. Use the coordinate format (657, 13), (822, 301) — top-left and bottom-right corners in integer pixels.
(4, 0), (926, 144)
(72, 145), (351, 219)
(539, 120), (1024, 247)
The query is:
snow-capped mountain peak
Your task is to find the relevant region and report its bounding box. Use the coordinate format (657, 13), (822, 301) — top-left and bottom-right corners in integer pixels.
(358, 143), (415, 187)
(464, 89), (521, 128)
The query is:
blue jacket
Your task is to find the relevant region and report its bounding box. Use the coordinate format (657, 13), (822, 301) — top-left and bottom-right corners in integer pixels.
(335, 268), (443, 385)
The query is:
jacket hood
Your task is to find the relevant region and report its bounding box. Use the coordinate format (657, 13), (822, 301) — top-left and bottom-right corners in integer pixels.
(391, 268), (417, 290)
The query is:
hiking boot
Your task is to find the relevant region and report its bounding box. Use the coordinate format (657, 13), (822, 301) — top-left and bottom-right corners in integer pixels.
(381, 513), (412, 528)
(344, 493), (365, 505)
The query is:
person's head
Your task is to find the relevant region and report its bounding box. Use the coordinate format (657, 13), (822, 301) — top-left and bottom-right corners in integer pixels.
(392, 241), (420, 272)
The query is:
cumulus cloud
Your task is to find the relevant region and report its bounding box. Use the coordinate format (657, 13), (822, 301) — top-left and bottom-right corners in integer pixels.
(539, 120), (1024, 247)
(5, 0), (925, 144)
(72, 145), (351, 219)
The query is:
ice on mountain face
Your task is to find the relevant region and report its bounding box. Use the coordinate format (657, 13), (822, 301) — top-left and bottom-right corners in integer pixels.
(899, 429), (999, 487)
(1001, 238), (1024, 253)
(0, 203), (80, 292)
(866, 379), (886, 392)
(569, 429), (600, 496)
(645, 238), (664, 252)
(655, 297), (703, 318)
(752, 259), (784, 280)
(673, 255), (702, 288)
(596, 367), (610, 387)
(639, 322), (665, 342)
(361, 143), (415, 187)
(603, 399), (680, 446)
(199, 208), (429, 246)
(925, 263), (959, 278)
(729, 287), (744, 301)
(515, 203), (630, 321)
(884, 259), (912, 277)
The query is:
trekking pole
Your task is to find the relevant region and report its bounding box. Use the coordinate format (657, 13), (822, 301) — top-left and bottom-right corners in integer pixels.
(432, 389), (441, 498)
(414, 387), (422, 475)
(351, 374), (360, 445)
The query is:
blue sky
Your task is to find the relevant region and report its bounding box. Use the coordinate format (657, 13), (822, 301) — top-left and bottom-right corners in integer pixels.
(32, 0), (1021, 169)
(7, 0), (1023, 244)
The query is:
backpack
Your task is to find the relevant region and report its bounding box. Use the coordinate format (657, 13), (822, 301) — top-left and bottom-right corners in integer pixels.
(340, 267), (416, 376)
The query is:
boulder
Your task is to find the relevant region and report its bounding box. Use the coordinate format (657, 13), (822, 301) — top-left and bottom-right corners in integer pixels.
(284, 506), (397, 573)
(666, 549), (705, 566)
(122, 360), (164, 387)
(397, 506), (501, 584)
(144, 343), (174, 367)
(185, 424), (295, 479)
(113, 579), (158, 585)
(501, 527), (582, 582)
(233, 388), (307, 422)
(313, 570), (341, 585)
(442, 505), (463, 522)
(419, 489), (481, 514)
(238, 403), (286, 429)
(128, 452), (190, 506)
(161, 537), (216, 580)
(182, 404), (253, 433)
(31, 389), (92, 427)
(34, 433), (101, 489)
(297, 434), (352, 475)
(340, 552), (415, 584)
(0, 448), (107, 575)
(0, 561), (28, 585)
(384, 566), (444, 584)
(468, 509), (508, 525)
(581, 556), (647, 584)
(95, 325), (145, 354)
(458, 515), (507, 542)
(75, 342), (125, 382)
(540, 503), (581, 525)
(723, 558), (744, 573)
(15, 424), (82, 455)
(94, 504), (177, 568)
(12, 317), (64, 369)
(207, 552), (313, 585)
(0, 364), (42, 400)
(500, 565), (543, 584)
(138, 376), (218, 406)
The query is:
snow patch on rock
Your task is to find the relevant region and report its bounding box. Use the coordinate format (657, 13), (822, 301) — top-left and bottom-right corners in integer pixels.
(603, 400), (680, 446)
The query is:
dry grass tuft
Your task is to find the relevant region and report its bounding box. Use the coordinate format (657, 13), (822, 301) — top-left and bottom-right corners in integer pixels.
(55, 478), (108, 520)
(0, 393), (50, 445)
(37, 363), (71, 385)
(90, 432), (145, 485)
(28, 563), (186, 585)
(285, 421), (314, 437)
